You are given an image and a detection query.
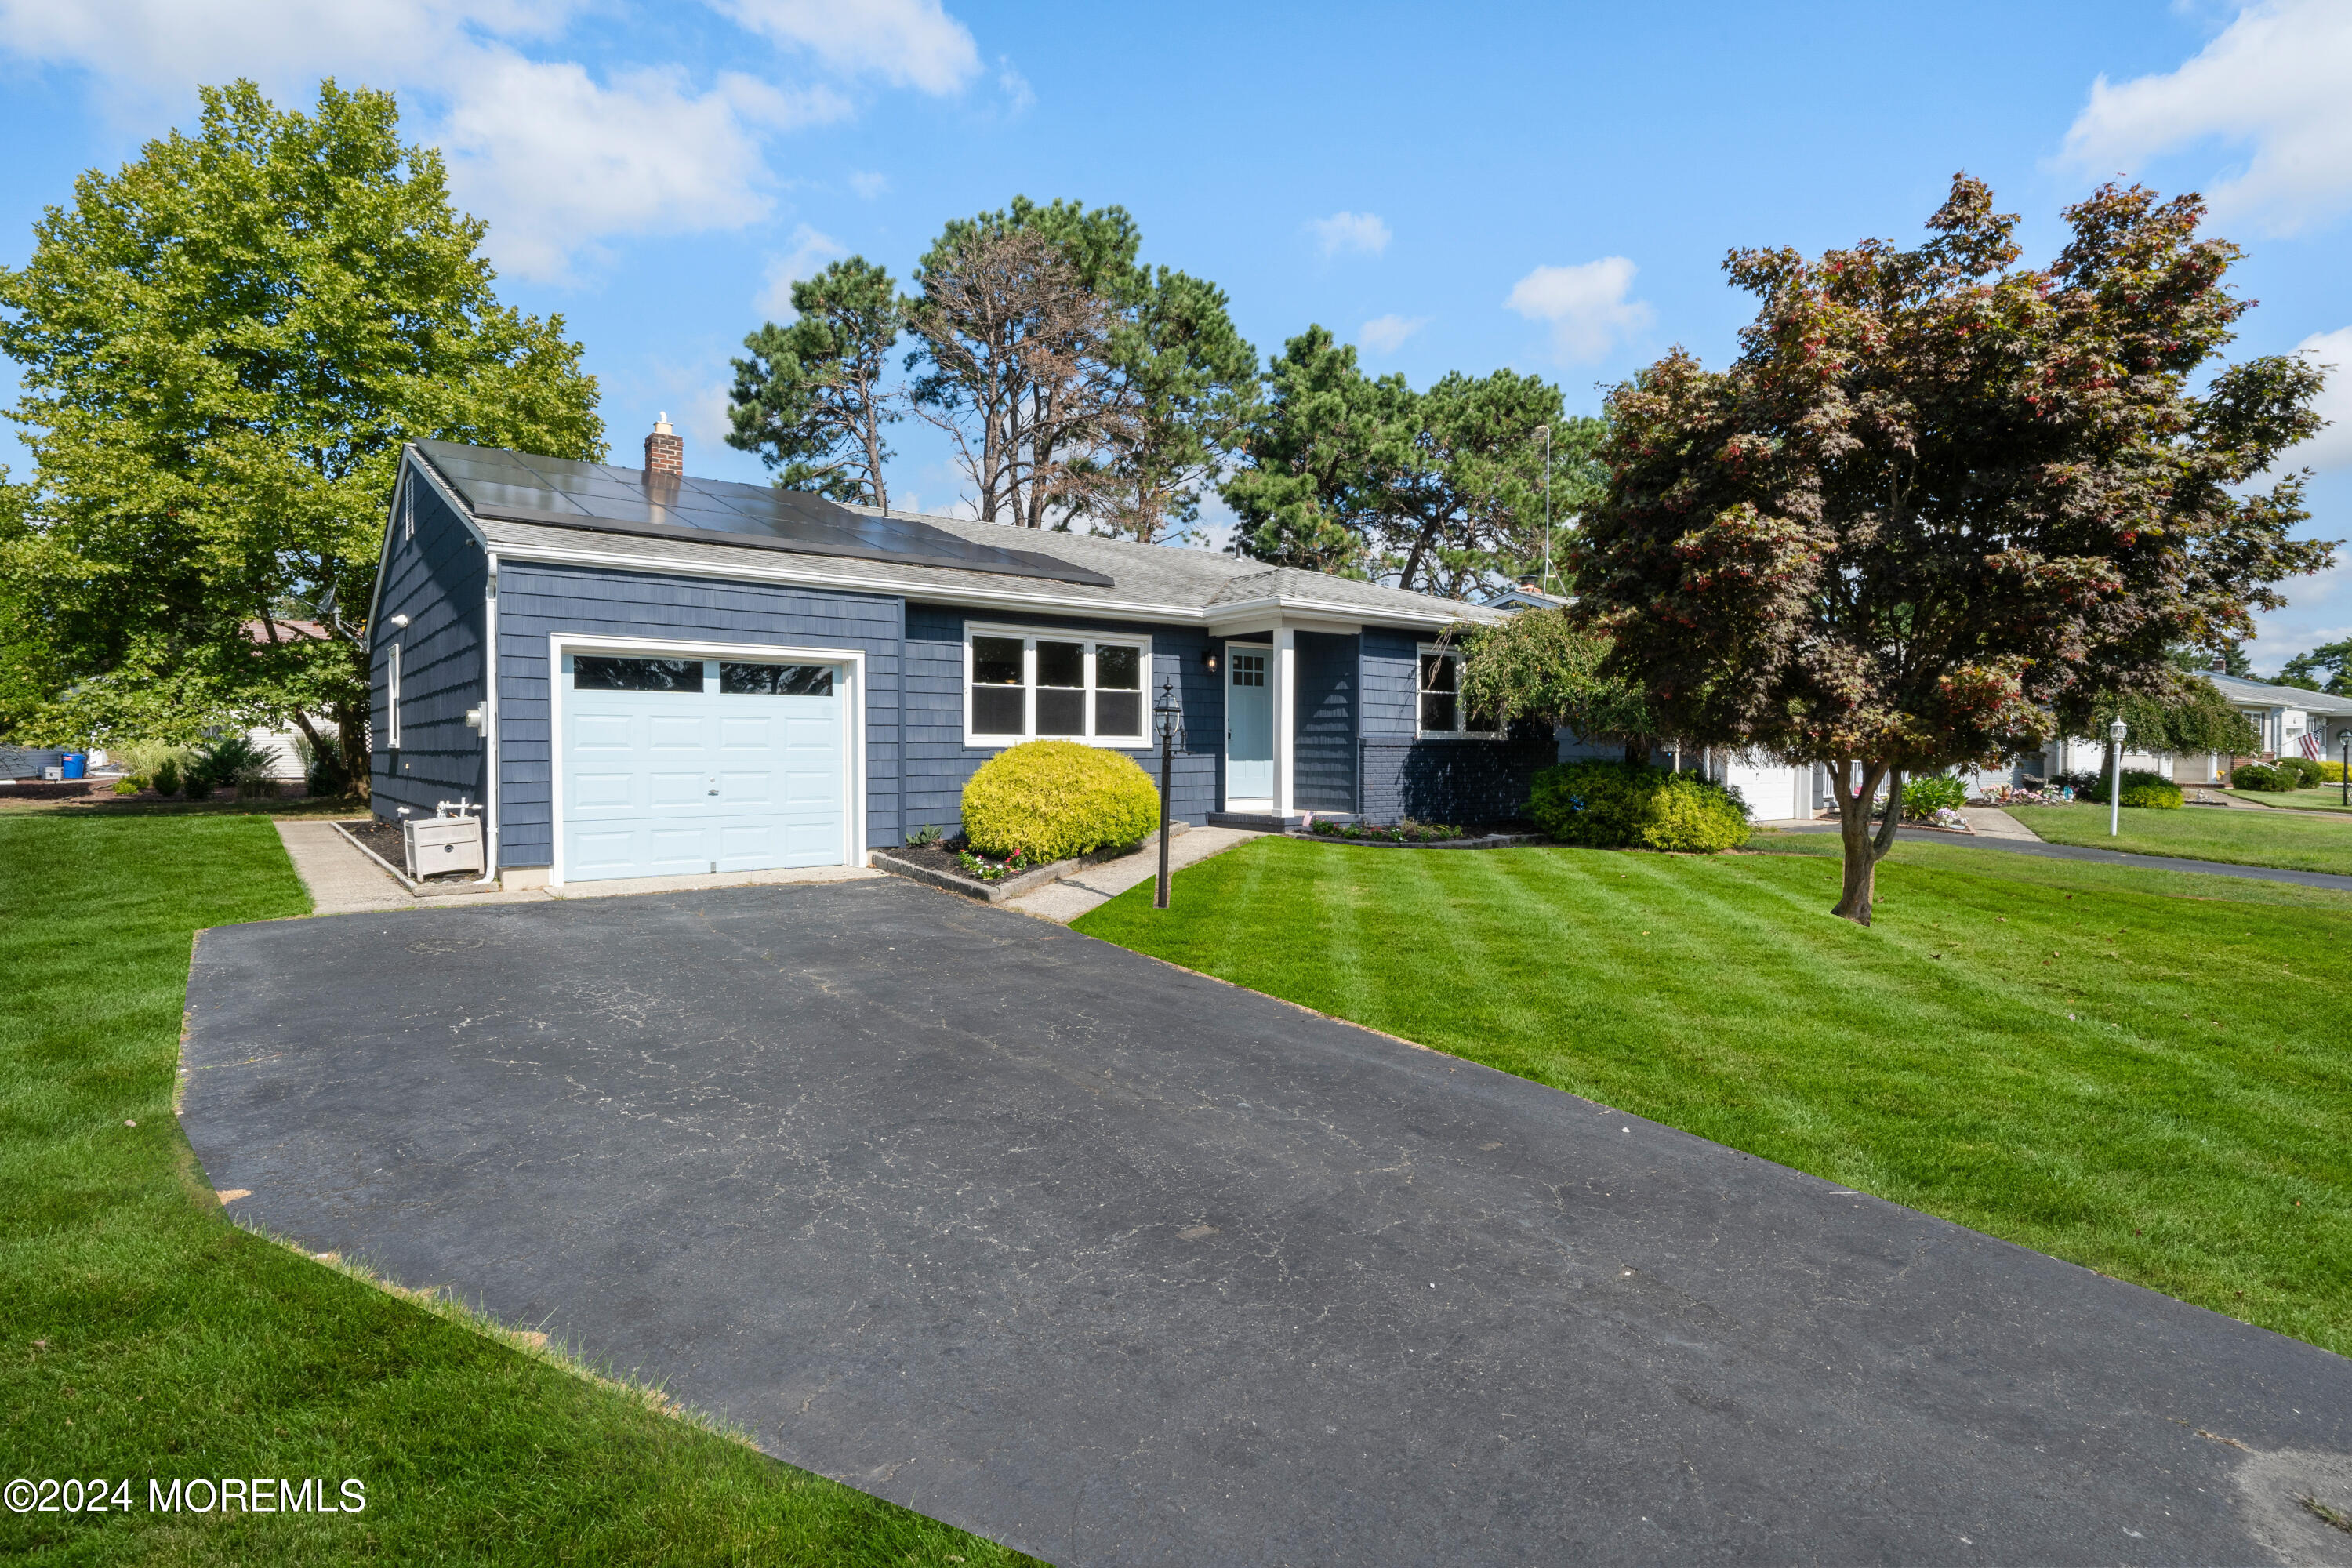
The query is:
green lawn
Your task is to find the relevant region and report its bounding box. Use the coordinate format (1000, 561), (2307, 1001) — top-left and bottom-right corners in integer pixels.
(1, 813), (1035, 1566)
(1075, 834), (2351, 1355)
(2007, 799), (2352, 873)
(2221, 787), (2352, 815)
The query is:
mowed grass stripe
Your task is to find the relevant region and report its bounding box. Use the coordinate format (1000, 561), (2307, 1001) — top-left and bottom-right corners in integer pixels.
(1075, 834), (2351, 1356)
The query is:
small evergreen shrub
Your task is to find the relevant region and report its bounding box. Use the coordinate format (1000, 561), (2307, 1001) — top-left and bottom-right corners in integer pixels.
(2232, 763), (2292, 792)
(152, 758), (181, 796)
(1901, 774), (1969, 819)
(2318, 760), (2347, 783)
(2079, 767), (2182, 808)
(960, 739), (1160, 862)
(1527, 760), (1751, 852)
(2116, 771), (2183, 809)
(2277, 754), (2325, 788)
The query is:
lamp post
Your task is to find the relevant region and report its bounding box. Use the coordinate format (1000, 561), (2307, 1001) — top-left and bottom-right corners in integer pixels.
(2108, 716), (2128, 837)
(2341, 730), (2350, 809)
(1537, 423), (1552, 595)
(1154, 677), (1181, 909)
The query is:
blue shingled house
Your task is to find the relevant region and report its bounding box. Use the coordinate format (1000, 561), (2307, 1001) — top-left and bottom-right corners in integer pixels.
(365, 423), (1542, 887)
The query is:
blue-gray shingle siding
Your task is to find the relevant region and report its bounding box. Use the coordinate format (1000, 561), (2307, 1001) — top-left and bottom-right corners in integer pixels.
(1292, 630), (1357, 811)
(371, 474), (488, 821)
(492, 562), (903, 868)
(1356, 626), (1548, 822)
(902, 605), (1218, 835)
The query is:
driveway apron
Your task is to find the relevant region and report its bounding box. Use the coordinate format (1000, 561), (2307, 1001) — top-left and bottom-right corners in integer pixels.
(179, 879), (2352, 1566)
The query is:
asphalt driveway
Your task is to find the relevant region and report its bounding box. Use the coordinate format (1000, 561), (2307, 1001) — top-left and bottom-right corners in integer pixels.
(180, 879), (2352, 1566)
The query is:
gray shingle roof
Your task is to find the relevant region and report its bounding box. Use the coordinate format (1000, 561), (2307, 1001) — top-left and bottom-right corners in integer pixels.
(2206, 672), (2352, 716)
(416, 442), (1501, 629)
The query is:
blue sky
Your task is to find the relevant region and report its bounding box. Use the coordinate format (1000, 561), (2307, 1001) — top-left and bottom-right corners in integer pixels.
(2, 0), (2347, 670)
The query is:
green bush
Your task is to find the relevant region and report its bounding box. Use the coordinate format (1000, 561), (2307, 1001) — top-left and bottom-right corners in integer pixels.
(151, 757), (181, 796)
(1901, 773), (1969, 819)
(2276, 754), (2325, 788)
(189, 734), (271, 790)
(960, 739), (1160, 862)
(2320, 760), (2347, 783)
(1527, 760), (1751, 853)
(2233, 763), (2292, 792)
(2117, 771), (2183, 809)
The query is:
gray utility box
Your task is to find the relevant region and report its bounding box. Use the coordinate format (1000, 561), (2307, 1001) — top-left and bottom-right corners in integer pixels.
(404, 815), (484, 880)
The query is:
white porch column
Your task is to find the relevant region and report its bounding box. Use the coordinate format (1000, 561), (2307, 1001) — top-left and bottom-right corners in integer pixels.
(1273, 626), (1297, 818)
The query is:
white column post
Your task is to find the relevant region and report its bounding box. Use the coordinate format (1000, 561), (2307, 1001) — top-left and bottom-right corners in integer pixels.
(1274, 626), (1297, 818)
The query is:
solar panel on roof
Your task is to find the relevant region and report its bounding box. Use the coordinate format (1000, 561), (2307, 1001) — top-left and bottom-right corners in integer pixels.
(411, 441), (1116, 589)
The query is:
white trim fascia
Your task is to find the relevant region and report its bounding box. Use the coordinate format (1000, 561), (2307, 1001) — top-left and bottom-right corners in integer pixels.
(1274, 626), (1297, 816)
(481, 536), (1485, 633)
(960, 619), (1155, 750)
(544, 631), (868, 889)
(471, 552), (499, 884)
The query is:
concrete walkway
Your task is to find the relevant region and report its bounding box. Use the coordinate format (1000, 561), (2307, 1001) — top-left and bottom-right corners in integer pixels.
(1958, 805), (2040, 840)
(1007, 825), (1263, 923)
(1774, 819), (2352, 891)
(276, 818), (880, 916)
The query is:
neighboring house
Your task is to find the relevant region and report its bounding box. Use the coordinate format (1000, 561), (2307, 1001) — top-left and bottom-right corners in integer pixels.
(2038, 673), (2352, 784)
(237, 618), (332, 782)
(366, 426), (1534, 887)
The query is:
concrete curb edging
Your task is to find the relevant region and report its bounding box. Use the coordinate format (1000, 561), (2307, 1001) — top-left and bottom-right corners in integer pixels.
(873, 823), (1192, 904)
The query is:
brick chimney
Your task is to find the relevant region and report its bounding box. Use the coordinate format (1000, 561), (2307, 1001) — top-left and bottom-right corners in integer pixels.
(644, 412), (684, 478)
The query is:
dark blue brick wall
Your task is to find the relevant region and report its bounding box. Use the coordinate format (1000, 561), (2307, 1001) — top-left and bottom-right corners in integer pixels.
(371, 474), (488, 822)
(492, 563), (903, 867)
(902, 604), (1218, 836)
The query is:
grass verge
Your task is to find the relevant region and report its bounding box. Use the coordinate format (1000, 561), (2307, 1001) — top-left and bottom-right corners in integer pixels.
(2005, 800), (2352, 873)
(0, 812), (1038, 1566)
(1074, 833), (2350, 1355)
(2220, 787), (2352, 815)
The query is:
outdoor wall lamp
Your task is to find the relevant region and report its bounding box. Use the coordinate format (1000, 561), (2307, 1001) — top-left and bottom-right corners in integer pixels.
(389, 614), (411, 628)
(1200, 649), (1219, 674)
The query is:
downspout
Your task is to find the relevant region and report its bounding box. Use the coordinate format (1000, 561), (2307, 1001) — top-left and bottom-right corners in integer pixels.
(471, 553), (501, 884)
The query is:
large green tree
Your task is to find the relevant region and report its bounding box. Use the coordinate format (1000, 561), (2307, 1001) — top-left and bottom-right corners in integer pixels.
(1220, 326), (1413, 575)
(906, 198), (1253, 539)
(1574, 174), (2333, 924)
(727, 256), (904, 510)
(2276, 637), (2351, 695)
(1455, 607), (1656, 764)
(0, 79), (601, 779)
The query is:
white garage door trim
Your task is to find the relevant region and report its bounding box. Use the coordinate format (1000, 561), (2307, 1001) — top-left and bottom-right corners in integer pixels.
(546, 632), (866, 888)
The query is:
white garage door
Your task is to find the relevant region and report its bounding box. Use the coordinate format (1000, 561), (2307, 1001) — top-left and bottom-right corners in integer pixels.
(558, 652), (849, 882)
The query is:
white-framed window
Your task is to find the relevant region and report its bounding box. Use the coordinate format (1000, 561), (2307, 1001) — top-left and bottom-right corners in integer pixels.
(387, 641), (402, 750)
(1415, 644), (1497, 738)
(964, 624), (1151, 747)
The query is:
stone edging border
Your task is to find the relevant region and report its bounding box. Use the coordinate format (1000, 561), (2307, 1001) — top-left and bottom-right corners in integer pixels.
(872, 822), (1192, 904)
(329, 818), (489, 898)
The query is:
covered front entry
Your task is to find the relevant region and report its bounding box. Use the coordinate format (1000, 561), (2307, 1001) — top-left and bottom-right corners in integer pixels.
(1225, 643), (1273, 809)
(556, 645), (853, 883)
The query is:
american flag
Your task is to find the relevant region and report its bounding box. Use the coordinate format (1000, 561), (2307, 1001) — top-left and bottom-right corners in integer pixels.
(2301, 731), (2323, 760)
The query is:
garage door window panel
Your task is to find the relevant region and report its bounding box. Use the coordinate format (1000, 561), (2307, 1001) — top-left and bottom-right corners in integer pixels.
(575, 655), (704, 692)
(723, 662), (833, 696)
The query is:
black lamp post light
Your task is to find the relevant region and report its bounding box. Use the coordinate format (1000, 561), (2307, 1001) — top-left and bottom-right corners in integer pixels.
(2341, 728), (2349, 809)
(1154, 677), (1182, 909)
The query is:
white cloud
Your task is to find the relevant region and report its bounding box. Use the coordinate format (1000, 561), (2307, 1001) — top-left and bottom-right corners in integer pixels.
(1358, 314), (1428, 354)
(848, 169), (891, 200)
(755, 223), (848, 318)
(2288, 326), (2352, 472)
(1504, 256), (1654, 362)
(995, 56), (1034, 117)
(1307, 210), (1390, 259)
(0, 0), (974, 281)
(441, 55), (848, 281)
(2058, 0), (2352, 235)
(705, 0), (978, 93)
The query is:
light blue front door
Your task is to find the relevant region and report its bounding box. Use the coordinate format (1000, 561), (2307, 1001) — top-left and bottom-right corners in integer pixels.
(561, 653), (847, 881)
(1225, 646), (1273, 804)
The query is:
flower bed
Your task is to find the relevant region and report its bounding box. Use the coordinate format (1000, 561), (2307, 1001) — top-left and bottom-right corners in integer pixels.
(1303, 818), (1541, 848)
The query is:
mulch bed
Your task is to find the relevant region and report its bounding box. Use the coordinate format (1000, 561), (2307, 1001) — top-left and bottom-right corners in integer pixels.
(339, 816), (481, 885)
(887, 836), (1035, 887)
(0, 779), (101, 800)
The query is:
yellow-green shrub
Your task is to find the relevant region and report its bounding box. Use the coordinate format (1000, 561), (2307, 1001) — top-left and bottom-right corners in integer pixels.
(960, 740), (1160, 862)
